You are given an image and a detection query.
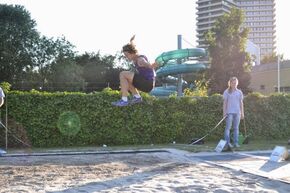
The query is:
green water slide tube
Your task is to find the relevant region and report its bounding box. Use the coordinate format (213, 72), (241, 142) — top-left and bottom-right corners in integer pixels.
(161, 76), (188, 85)
(155, 48), (206, 67)
(151, 48), (207, 97)
(150, 63), (205, 96)
(150, 86), (177, 97)
(156, 63), (206, 77)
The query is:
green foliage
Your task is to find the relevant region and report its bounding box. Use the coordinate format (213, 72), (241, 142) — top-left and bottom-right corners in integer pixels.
(47, 58), (85, 92)
(20, 36), (78, 91)
(75, 52), (121, 92)
(0, 82), (11, 93)
(0, 4), (79, 91)
(243, 93), (290, 140)
(0, 4), (122, 92)
(261, 52), (280, 64)
(204, 8), (252, 94)
(0, 4), (39, 83)
(184, 80), (209, 97)
(1, 90), (290, 148)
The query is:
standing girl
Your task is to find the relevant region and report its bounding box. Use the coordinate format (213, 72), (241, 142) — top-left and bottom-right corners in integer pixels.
(223, 77), (244, 148)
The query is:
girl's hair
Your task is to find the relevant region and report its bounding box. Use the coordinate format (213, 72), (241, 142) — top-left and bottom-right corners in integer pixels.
(227, 77), (238, 93)
(122, 35), (138, 54)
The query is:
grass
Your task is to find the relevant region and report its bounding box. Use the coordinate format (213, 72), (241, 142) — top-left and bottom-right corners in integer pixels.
(5, 139), (290, 154)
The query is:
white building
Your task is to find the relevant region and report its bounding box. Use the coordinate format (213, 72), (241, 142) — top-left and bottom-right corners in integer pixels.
(236, 0), (276, 59)
(246, 40), (261, 65)
(196, 0), (237, 48)
(196, 0), (276, 61)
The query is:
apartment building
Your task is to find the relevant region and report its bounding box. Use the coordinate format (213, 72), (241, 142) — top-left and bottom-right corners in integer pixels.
(196, 0), (237, 48)
(236, 0), (276, 59)
(196, 0), (276, 60)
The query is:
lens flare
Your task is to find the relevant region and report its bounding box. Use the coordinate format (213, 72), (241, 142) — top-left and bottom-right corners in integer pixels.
(57, 111), (81, 136)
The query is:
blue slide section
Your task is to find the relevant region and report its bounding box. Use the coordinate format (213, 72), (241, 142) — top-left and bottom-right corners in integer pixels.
(150, 48), (206, 97)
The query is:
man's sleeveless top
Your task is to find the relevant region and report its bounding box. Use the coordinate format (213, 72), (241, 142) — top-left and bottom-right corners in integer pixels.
(134, 55), (156, 81)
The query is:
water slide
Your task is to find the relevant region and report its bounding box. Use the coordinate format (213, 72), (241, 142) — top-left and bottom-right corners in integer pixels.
(150, 48), (207, 97)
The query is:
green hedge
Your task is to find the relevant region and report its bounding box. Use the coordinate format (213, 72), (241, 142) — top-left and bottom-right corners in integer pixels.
(0, 89), (289, 148)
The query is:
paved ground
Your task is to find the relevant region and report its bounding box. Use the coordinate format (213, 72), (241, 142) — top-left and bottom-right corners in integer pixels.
(187, 150), (290, 184)
(2, 148), (289, 184)
(0, 148), (290, 192)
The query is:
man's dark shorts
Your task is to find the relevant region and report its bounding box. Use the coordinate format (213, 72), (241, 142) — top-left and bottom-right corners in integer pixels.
(133, 74), (154, 93)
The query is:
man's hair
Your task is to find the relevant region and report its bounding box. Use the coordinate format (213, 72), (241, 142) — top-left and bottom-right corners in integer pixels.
(122, 35), (138, 54)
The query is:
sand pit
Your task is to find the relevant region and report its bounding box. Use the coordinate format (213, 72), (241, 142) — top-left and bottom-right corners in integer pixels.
(0, 149), (289, 193)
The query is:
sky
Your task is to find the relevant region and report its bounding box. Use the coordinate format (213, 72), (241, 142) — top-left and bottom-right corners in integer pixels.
(1, 0), (289, 61)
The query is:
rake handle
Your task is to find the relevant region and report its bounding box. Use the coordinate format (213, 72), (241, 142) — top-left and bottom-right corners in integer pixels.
(243, 118), (247, 136)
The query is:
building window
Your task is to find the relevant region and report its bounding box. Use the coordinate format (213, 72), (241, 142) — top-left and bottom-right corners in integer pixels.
(274, 87), (290, 93)
(282, 87), (290, 92)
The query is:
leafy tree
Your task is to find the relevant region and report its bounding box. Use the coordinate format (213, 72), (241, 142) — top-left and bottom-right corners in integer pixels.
(114, 51), (133, 70)
(0, 4), (39, 83)
(34, 36), (76, 71)
(47, 58), (85, 92)
(12, 35), (77, 91)
(184, 79), (208, 97)
(103, 52), (126, 90)
(16, 67), (42, 90)
(204, 8), (252, 94)
(75, 52), (122, 92)
(36, 36), (76, 89)
(261, 52), (283, 64)
(0, 4), (130, 92)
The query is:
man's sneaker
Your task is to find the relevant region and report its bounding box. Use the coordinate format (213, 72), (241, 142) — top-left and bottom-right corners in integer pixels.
(130, 97), (142, 105)
(112, 99), (129, 107)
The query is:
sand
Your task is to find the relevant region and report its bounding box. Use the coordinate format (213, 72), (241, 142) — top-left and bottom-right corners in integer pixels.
(0, 149), (289, 193)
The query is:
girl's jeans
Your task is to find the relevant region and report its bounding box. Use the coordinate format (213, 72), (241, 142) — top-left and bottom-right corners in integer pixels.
(224, 113), (240, 145)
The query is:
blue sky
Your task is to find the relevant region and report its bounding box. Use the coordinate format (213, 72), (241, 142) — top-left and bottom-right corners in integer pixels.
(1, 0), (289, 61)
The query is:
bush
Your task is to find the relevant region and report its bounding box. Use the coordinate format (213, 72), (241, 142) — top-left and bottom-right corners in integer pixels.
(0, 89), (289, 148)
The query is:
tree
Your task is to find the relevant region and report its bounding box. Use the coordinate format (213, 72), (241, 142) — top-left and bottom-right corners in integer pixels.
(75, 52), (122, 92)
(204, 8), (252, 94)
(36, 36), (77, 89)
(103, 52), (125, 90)
(11, 35), (77, 91)
(0, 4), (39, 83)
(261, 52), (283, 64)
(47, 58), (85, 92)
